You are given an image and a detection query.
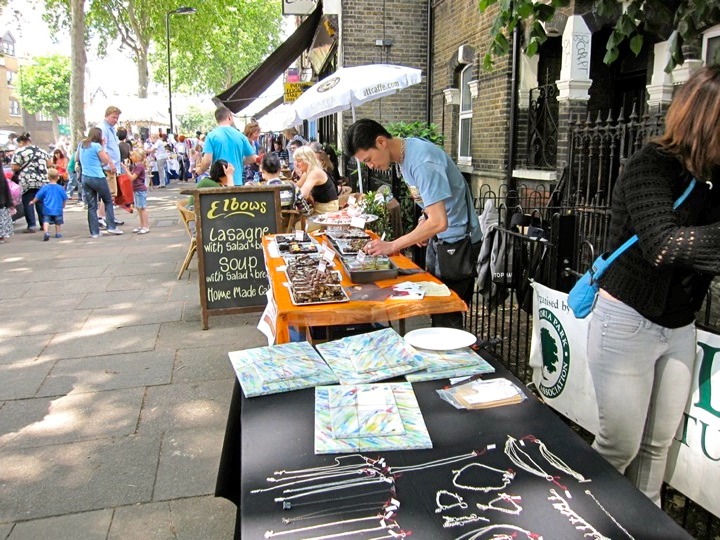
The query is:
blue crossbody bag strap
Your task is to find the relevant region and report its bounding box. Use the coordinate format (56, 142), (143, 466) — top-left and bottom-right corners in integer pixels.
(597, 178), (697, 275)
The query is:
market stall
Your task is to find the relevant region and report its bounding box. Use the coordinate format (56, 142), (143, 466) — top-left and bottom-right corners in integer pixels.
(216, 349), (690, 539)
(261, 229), (467, 344)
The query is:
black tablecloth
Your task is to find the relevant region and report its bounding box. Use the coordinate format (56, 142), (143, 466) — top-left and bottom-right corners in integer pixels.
(216, 352), (690, 539)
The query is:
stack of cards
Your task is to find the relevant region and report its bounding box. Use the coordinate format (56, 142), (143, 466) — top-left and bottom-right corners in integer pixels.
(405, 347), (496, 382)
(316, 328), (428, 384)
(229, 341), (338, 397)
(315, 382), (433, 453)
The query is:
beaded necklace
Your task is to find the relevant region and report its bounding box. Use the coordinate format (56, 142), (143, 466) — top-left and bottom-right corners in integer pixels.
(475, 493), (523, 516)
(548, 488), (610, 540)
(451, 462), (516, 493)
(435, 490), (468, 513)
(585, 489), (636, 540)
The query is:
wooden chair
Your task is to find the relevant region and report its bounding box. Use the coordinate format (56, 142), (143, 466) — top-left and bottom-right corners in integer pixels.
(176, 200), (197, 280)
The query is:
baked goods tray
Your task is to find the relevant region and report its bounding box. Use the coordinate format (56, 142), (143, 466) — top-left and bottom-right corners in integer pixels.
(339, 256), (399, 284)
(325, 230), (371, 241)
(284, 269), (350, 306)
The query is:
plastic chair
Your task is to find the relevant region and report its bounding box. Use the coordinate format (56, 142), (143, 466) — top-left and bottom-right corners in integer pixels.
(176, 200), (197, 279)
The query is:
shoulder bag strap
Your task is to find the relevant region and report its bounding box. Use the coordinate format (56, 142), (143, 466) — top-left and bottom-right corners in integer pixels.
(600, 178), (697, 272)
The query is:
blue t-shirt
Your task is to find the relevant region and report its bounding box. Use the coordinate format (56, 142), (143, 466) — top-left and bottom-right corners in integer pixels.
(35, 183), (68, 216)
(400, 138), (481, 243)
(97, 120), (121, 171)
(203, 126), (255, 186)
(79, 142), (105, 178)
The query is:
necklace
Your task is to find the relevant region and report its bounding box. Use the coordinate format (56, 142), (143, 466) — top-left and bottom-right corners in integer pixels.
(475, 493), (522, 515)
(504, 436), (568, 493)
(442, 513), (489, 529)
(265, 514), (382, 538)
(525, 435), (591, 484)
(451, 462), (515, 493)
(389, 449), (482, 474)
(252, 469), (368, 493)
(435, 490), (468, 513)
(274, 476), (394, 503)
(548, 488), (610, 540)
(585, 489), (636, 540)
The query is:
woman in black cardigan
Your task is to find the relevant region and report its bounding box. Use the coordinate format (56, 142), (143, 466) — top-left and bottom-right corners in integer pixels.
(589, 65), (720, 505)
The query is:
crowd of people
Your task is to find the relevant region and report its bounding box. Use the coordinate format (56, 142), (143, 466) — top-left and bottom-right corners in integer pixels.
(0, 103), (349, 244)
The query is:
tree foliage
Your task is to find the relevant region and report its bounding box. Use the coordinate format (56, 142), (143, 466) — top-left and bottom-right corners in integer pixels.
(148, 0), (283, 95)
(42, 0), (283, 97)
(177, 105), (215, 134)
(479, 0), (720, 73)
(18, 55), (71, 117)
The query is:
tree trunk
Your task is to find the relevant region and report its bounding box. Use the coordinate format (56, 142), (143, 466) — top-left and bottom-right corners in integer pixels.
(51, 113), (60, 144)
(69, 0), (86, 147)
(137, 47), (149, 98)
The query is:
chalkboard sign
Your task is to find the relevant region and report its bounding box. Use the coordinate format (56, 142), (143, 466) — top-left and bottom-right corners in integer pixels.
(194, 187), (282, 329)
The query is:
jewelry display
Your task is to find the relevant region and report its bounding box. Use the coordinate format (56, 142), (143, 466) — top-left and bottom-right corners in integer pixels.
(435, 490), (468, 513)
(475, 493), (522, 515)
(442, 513), (490, 528)
(264, 514), (384, 538)
(585, 489), (636, 540)
(280, 488), (394, 510)
(548, 488), (610, 540)
(281, 500), (387, 524)
(274, 476), (395, 503)
(451, 462), (515, 493)
(252, 468), (371, 493)
(281, 473), (386, 494)
(274, 454), (381, 477)
(504, 435), (568, 493)
(304, 519), (400, 540)
(453, 524), (544, 540)
(525, 435), (591, 484)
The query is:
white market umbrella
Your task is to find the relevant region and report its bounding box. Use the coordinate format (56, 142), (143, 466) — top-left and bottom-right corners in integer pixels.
(285, 64), (422, 125)
(283, 63), (422, 191)
(257, 103), (302, 133)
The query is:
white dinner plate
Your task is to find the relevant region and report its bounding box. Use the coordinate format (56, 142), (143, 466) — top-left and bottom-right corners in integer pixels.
(404, 328), (477, 351)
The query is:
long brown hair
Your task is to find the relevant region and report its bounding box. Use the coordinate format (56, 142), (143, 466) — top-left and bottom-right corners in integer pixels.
(82, 127), (103, 149)
(655, 65), (720, 180)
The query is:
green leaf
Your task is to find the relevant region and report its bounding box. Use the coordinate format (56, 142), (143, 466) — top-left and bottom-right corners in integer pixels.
(603, 46), (620, 66)
(516, 1), (533, 19)
(526, 39), (539, 57)
(478, 0), (495, 12)
(535, 4), (555, 21)
(629, 34), (644, 56)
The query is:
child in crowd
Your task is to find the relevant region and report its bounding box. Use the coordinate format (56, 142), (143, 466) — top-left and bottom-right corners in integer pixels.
(122, 151), (150, 234)
(30, 168), (68, 241)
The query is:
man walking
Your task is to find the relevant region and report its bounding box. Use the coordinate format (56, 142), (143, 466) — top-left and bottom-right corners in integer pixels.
(96, 106), (124, 227)
(344, 119), (482, 329)
(194, 107), (257, 186)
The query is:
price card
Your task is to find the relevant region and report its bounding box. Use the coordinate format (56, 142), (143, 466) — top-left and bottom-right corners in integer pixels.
(347, 205), (360, 217)
(350, 216), (366, 229)
(295, 230), (305, 241)
(348, 195), (357, 207)
(318, 261), (327, 273)
(322, 243), (336, 263)
(356, 249), (367, 263)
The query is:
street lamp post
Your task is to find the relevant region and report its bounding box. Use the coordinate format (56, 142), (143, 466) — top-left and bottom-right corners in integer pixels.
(166, 6), (197, 135)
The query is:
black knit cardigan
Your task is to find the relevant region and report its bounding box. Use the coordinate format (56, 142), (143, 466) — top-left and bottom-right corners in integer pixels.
(599, 143), (720, 328)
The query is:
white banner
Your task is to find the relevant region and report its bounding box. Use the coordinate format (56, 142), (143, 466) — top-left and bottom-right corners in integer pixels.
(529, 282), (720, 518)
(529, 282), (599, 433)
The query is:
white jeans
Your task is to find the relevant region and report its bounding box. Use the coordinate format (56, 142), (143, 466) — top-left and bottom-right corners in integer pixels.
(587, 294), (696, 505)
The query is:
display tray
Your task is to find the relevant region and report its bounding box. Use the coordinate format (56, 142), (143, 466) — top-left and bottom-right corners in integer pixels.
(339, 255), (399, 283)
(325, 230), (371, 241)
(286, 282), (350, 306)
(333, 238), (371, 255)
(273, 232), (313, 244)
(310, 213), (378, 226)
(281, 253), (336, 267)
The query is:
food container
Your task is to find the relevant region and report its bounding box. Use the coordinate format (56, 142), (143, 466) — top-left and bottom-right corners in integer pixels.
(339, 255), (399, 283)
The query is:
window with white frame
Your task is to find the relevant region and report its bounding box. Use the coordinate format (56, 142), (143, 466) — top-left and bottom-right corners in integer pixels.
(703, 24), (720, 65)
(458, 64), (473, 165)
(36, 112), (52, 122)
(9, 99), (20, 116)
(2, 40), (15, 56)
(6, 70), (15, 86)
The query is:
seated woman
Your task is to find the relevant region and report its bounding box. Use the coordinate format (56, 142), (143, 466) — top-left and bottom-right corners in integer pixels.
(261, 154), (312, 224)
(293, 146), (338, 229)
(188, 159), (234, 207)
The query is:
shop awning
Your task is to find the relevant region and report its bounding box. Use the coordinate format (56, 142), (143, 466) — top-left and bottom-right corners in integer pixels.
(252, 96), (284, 120)
(213, 1), (323, 113)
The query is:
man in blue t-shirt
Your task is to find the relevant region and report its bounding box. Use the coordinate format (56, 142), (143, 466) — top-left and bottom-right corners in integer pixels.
(345, 119), (482, 329)
(194, 107), (257, 186)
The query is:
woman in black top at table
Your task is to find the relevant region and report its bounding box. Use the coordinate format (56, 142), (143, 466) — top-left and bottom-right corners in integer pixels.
(293, 146), (338, 219)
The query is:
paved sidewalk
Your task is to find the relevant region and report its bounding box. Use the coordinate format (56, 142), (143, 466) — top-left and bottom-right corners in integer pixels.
(0, 184), (267, 539)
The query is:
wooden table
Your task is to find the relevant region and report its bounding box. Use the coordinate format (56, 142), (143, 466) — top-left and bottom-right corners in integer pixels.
(263, 235), (467, 343)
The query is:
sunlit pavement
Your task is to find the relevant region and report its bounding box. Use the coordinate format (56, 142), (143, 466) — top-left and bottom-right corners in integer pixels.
(0, 183), (266, 538)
